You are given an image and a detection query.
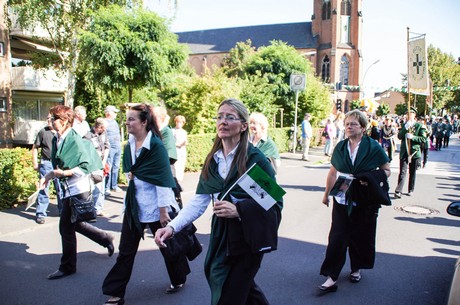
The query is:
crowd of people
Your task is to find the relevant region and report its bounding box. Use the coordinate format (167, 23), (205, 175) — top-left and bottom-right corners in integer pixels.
(30, 100), (457, 304)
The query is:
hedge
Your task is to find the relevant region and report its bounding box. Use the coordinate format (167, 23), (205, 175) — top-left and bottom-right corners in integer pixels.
(0, 127), (323, 209)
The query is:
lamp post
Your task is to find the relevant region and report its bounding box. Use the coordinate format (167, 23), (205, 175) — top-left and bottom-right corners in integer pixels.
(361, 59), (380, 98)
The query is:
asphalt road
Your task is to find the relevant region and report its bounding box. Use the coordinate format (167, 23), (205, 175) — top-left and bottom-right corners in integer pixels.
(1, 137), (459, 305)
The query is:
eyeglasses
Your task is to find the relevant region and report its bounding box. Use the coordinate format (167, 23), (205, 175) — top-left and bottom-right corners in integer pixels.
(213, 115), (245, 123)
(345, 122), (361, 127)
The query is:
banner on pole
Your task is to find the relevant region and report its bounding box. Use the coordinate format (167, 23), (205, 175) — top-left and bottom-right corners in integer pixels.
(408, 36), (430, 96)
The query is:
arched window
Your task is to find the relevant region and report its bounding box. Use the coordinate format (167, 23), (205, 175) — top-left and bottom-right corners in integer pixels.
(341, 0), (351, 16)
(340, 55), (349, 85)
(321, 55), (330, 82)
(322, 0), (331, 20)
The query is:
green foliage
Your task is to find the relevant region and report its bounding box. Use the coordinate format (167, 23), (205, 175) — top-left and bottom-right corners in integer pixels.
(78, 5), (188, 102)
(0, 148), (36, 209)
(376, 102), (390, 117)
(161, 70), (241, 134)
(221, 40), (332, 127)
(428, 45), (460, 112)
(351, 100), (361, 110)
(395, 103), (408, 116)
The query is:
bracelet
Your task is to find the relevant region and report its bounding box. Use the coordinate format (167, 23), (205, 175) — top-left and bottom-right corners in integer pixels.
(166, 225), (175, 237)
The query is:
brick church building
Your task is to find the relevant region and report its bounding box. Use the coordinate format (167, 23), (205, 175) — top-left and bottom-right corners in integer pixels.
(176, 0), (363, 113)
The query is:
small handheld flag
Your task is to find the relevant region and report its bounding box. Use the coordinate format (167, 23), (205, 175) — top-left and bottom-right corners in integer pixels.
(235, 163), (286, 210)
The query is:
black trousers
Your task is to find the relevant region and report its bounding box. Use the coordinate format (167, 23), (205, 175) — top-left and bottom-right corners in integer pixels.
(435, 137), (443, 150)
(320, 200), (379, 281)
(102, 215), (190, 298)
(218, 253), (269, 305)
(59, 193), (112, 274)
(395, 157), (419, 193)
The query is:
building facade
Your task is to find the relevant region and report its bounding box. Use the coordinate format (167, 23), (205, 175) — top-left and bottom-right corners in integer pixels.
(176, 0), (363, 114)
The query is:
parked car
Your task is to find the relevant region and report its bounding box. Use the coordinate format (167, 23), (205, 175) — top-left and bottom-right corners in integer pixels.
(446, 201), (460, 305)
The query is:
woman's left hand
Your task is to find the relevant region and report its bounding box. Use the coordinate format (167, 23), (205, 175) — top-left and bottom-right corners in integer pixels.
(159, 208), (171, 227)
(213, 200), (239, 218)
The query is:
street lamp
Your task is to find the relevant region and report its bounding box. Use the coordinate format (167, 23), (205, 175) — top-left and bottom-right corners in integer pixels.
(361, 59), (380, 98)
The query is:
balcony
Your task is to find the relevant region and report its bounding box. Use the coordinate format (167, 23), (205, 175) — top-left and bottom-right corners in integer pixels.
(11, 66), (67, 92)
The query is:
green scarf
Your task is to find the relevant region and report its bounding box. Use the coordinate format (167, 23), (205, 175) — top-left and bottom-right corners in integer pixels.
(122, 134), (175, 238)
(331, 136), (389, 214)
(197, 144), (282, 305)
(161, 126), (177, 162)
(52, 128), (102, 174)
(256, 136), (280, 160)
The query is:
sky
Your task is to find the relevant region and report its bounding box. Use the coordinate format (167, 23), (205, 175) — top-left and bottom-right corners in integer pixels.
(146, 0), (460, 96)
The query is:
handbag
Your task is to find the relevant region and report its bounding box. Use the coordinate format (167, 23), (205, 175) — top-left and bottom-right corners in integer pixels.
(66, 177), (96, 223)
(69, 193), (96, 223)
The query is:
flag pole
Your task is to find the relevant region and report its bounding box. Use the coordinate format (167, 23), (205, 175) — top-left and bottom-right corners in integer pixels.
(406, 27), (412, 163)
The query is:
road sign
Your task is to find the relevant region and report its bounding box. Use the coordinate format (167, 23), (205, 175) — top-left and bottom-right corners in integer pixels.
(290, 73), (306, 91)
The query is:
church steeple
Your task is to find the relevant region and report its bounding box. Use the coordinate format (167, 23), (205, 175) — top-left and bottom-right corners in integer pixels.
(312, 0), (362, 109)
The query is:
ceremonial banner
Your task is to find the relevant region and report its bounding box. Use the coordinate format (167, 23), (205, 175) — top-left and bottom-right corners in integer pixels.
(408, 36), (429, 95)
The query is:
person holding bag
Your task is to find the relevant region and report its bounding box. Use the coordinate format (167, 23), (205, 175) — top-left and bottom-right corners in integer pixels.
(39, 105), (114, 280)
(102, 103), (191, 305)
(155, 98), (283, 305)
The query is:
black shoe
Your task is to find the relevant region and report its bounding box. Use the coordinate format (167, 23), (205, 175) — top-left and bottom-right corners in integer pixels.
(407, 191), (413, 197)
(318, 284), (338, 293)
(47, 270), (74, 280)
(394, 192), (402, 199)
(165, 283), (184, 294)
(349, 273), (361, 283)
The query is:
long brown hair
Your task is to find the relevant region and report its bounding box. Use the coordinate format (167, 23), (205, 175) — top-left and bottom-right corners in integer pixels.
(202, 98), (250, 180)
(130, 103), (162, 138)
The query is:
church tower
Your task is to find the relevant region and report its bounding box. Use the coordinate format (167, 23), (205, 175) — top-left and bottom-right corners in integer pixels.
(312, 0), (362, 111)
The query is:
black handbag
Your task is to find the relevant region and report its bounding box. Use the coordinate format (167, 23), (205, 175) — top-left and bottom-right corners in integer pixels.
(69, 192), (96, 223)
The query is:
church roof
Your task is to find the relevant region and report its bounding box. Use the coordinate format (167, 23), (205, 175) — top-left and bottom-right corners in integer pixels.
(175, 22), (317, 54)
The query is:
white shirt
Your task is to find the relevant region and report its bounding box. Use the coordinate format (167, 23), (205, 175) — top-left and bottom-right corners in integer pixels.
(72, 120), (90, 137)
(168, 144), (239, 232)
(334, 140), (361, 206)
(126, 131), (178, 222)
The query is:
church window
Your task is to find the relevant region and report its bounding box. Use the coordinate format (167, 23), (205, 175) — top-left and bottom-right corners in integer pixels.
(340, 55), (349, 85)
(321, 55), (330, 82)
(341, 0), (351, 16)
(322, 0), (331, 20)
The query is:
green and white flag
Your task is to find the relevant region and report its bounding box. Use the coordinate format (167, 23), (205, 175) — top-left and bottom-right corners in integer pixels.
(236, 163), (286, 210)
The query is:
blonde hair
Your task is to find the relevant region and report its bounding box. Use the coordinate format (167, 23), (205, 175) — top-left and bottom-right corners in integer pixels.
(249, 112), (269, 135)
(174, 115), (186, 125)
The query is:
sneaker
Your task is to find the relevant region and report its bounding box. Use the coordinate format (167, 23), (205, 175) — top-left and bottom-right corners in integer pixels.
(112, 187), (123, 193)
(96, 211), (105, 217)
(165, 283), (184, 294)
(105, 190), (111, 196)
(36, 217), (45, 224)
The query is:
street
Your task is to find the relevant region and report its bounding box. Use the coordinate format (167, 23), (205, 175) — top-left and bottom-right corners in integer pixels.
(1, 137), (459, 305)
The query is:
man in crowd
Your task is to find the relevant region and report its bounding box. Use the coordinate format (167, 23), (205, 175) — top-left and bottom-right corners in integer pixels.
(301, 113), (312, 161)
(104, 105), (122, 196)
(394, 107), (427, 198)
(32, 114), (61, 224)
(72, 105), (90, 137)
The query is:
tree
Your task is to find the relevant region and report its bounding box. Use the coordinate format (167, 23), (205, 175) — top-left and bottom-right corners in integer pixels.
(78, 5), (188, 104)
(222, 40), (332, 127)
(376, 102), (390, 117)
(6, 0), (140, 107)
(427, 45), (460, 113)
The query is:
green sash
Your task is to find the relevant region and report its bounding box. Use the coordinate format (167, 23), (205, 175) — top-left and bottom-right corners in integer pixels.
(122, 134), (175, 238)
(331, 136), (389, 214)
(197, 144), (282, 305)
(256, 136), (280, 160)
(52, 128), (102, 174)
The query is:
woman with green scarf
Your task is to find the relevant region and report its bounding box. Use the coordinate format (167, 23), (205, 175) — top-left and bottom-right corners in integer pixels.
(155, 99), (283, 305)
(319, 109), (391, 293)
(102, 104), (188, 305)
(249, 112), (281, 173)
(39, 105), (113, 280)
